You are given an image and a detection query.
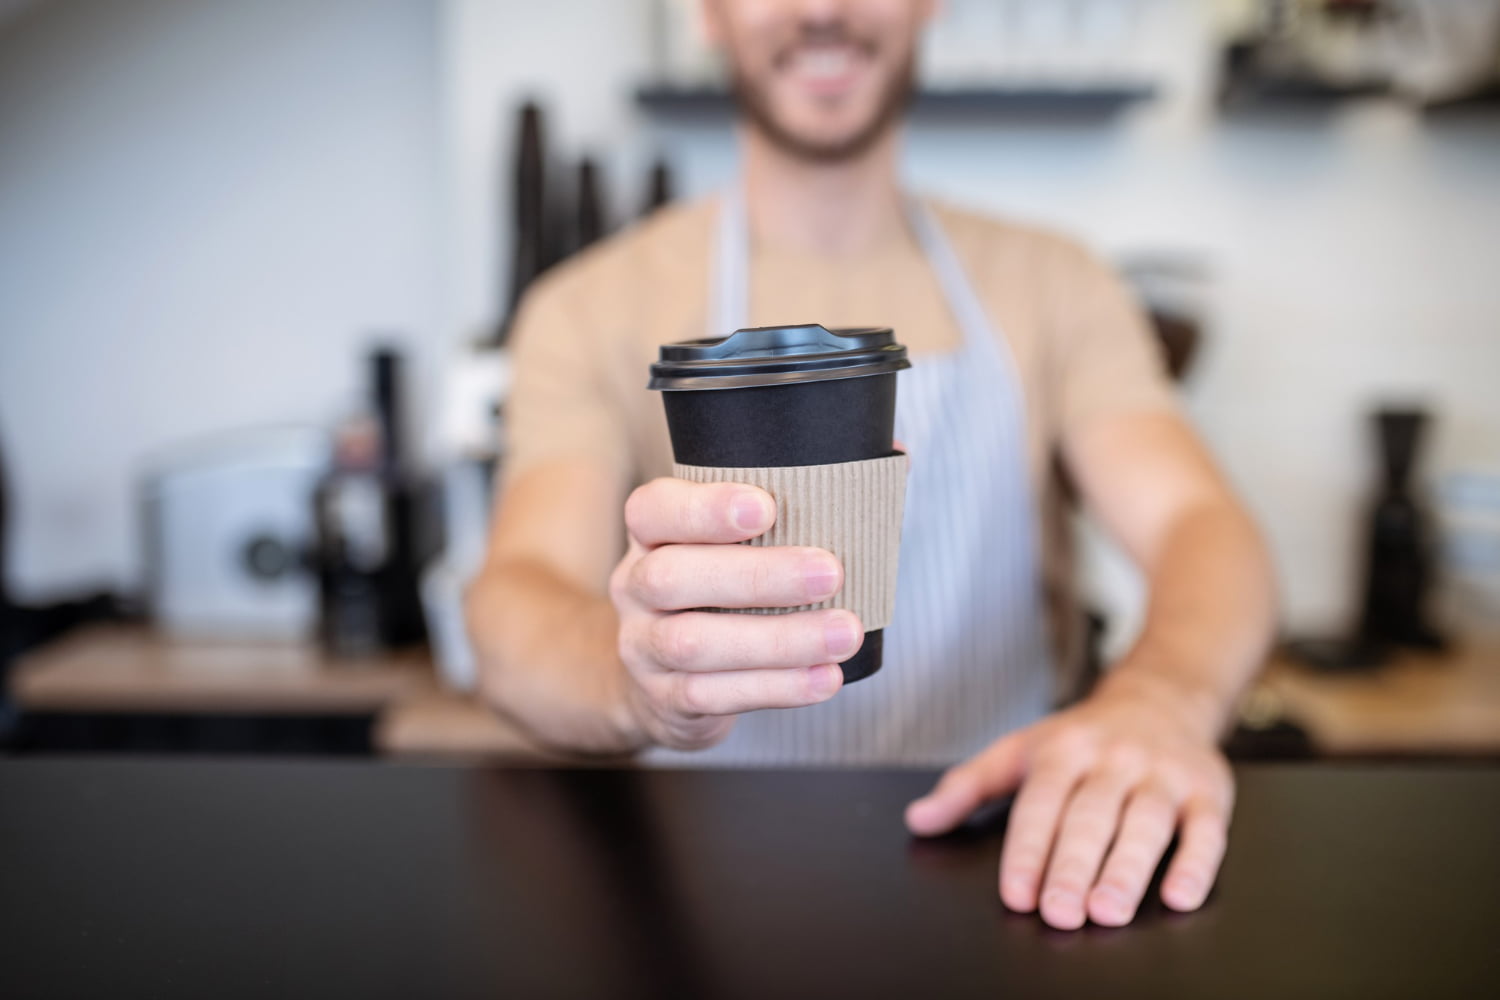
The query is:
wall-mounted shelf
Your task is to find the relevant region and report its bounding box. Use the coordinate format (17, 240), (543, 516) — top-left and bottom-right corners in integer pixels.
(1423, 84), (1500, 117)
(1218, 74), (1500, 118)
(635, 83), (1159, 122)
(1218, 69), (1394, 115)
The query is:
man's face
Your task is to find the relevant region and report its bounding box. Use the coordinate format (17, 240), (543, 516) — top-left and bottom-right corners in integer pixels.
(704, 0), (935, 163)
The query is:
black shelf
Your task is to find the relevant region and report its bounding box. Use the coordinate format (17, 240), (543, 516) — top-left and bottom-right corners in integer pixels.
(1215, 42), (1400, 116)
(1423, 83), (1500, 117)
(1219, 74), (1392, 114)
(635, 83), (1159, 122)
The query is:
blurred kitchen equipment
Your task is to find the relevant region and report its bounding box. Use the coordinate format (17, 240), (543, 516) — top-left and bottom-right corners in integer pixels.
(1218, 0), (1500, 106)
(1285, 405), (1446, 671)
(143, 427), (327, 641)
(1219, 0), (1395, 105)
(312, 348), (433, 657)
(496, 102), (549, 346)
(643, 157), (675, 216)
(1121, 253), (1211, 381)
(1388, 0), (1500, 103)
(576, 156), (607, 251)
(1360, 408), (1444, 649)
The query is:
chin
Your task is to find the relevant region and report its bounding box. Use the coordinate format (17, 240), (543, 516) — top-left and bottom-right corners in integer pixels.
(773, 102), (884, 145)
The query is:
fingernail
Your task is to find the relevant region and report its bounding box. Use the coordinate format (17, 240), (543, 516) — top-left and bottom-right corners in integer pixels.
(1002, 874), (1036, 910)
(1003, 873), (1033, 894)
(1090, 886), (1131, 925)
(823, 613), (859, 658)
(811, 663), (843, 698)
(1165, 877), (1203, 910)
(905, 803), (934, 833)
(803, 555), (840, 601)
(1041, 889), (1085, 930)
(730, 492), (772, 533)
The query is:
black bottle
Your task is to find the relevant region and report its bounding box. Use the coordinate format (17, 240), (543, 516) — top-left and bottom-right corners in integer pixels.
(1358, 408), (1444, 650)
(643, 157), (674, 216)
(577, 156), (605, 250)
(497, 102), (548, 346)
(314, 349), (428, 656)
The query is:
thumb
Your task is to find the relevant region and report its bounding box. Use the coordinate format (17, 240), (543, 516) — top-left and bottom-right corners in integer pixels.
(905, 730), (1027, 837)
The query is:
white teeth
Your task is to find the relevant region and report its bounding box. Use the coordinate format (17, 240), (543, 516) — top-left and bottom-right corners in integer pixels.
(795, 47), (853, 80)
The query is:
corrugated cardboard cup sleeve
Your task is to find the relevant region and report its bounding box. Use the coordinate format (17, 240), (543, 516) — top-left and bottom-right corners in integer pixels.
(672, 453), (909, 630)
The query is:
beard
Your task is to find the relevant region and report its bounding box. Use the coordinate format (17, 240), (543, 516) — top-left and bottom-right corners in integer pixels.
(729, 51), (916, 165)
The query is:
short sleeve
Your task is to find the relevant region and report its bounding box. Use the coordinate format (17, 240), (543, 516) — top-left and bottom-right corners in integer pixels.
(500, 276), (632, 491)
(1048, 240), (1179, 439)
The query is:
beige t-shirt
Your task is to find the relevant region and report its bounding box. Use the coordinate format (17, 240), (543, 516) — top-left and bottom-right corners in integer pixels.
(503, 195), (1177, 683)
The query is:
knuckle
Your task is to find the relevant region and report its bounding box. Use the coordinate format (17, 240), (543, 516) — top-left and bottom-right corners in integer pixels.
(631, 553), (673, 607)
(1065, 814), (1112, 845)
(769, 618), (812, 665)
(745, 552), (777, 603)
(652, 616), (702, 670)
(673, 672), (714, 717)
(1102, 741), (1150, 778)
(674, 488), (708, 538)
(1046, 725), (1100, 766)
(616, 618), (644, 668)
(1096, 876), (1142, 903)
(1107, 842), (1157, 879)
(1202, 754), (1234, 794)
(1047, 862), (1091, 893)
(1154, 758), (1194, 797)
(1006, 842), (1048, 870)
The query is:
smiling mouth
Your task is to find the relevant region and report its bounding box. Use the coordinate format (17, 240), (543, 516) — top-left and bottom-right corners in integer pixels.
(775, 34), (877, 97)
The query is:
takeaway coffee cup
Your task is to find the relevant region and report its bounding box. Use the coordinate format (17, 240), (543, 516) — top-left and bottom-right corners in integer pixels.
(648, 324), (911, 683)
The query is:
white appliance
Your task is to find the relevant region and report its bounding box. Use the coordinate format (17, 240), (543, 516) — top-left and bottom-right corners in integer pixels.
(142, 427), (329, 640)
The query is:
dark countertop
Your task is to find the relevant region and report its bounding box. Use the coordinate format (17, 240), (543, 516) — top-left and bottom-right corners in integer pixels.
(1, 760), (1496, 999)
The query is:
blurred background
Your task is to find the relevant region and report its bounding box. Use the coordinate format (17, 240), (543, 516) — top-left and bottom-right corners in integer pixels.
(1, 0), (1497, 760)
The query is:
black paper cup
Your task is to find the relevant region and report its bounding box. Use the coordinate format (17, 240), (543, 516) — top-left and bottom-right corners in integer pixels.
(649, 324), (910, 683)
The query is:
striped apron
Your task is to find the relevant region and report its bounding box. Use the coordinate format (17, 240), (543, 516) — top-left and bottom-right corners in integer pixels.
(648, 190), (1055, 768)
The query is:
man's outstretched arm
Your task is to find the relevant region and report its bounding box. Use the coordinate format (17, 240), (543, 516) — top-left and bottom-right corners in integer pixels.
(463, 458), (641, 756)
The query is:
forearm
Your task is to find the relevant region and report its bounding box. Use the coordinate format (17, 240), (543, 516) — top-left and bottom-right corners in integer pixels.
(1099, 499), (1277, 741)
(465, 557), (647, 756)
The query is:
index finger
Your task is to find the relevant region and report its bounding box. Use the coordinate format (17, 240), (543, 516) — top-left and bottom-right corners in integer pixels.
(625, 478), (776, 547)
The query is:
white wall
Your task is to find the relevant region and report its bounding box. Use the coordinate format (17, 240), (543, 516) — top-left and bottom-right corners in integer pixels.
(441, 0), (1500, 637)
(0, 0), (442, 598)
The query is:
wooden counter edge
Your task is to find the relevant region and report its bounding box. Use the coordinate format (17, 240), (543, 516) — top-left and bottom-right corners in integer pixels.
(374, 691), (573, 763)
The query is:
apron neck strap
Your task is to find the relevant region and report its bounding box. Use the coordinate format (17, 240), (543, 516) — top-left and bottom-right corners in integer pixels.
(711, 185), (750, 340)
(710, 183), (993, 353)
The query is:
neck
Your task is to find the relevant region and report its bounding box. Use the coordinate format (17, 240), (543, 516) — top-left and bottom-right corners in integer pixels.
(739, 125), (907, 256)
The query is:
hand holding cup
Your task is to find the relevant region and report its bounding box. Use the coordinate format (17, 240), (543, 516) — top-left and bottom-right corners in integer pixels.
(609, 477), (863, 751)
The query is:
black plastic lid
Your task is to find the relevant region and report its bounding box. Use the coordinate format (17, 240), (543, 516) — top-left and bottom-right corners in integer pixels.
(649, 324), (910, 391)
